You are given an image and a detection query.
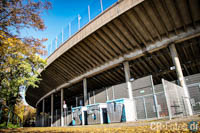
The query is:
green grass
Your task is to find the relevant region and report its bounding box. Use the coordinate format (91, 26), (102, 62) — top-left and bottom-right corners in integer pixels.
(0, 122), (20, 129)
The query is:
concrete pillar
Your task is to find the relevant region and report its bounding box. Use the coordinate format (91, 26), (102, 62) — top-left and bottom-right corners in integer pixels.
(61, 89), (64, 126)
(106, 88), (109, 101)
(93, 91), (96, 104)
(123, 61), (133, 99)
(169, 43), (193, 116)
(123, 61), (137, 121)
(83, 78), (88, 105)
(88, 92), (91, 104)
(35, 105), (38, 126)
(76, 97), (78, 106)
(112, 86), (115, 100)
(51, 94), (53, 127)
(42, 99), (45, 127)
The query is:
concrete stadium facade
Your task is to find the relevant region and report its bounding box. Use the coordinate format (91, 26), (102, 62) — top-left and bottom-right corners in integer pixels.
(25, 0), (200, 127)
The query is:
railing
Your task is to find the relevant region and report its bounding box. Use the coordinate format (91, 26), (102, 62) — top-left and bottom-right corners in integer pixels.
(46, 0), (118, 58)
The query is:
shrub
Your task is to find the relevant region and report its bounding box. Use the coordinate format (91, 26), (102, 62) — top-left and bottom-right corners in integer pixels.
(0, 122), (20, 129)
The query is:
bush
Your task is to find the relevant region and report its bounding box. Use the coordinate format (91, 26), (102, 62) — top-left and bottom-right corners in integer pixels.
(0, 122), (20, 129)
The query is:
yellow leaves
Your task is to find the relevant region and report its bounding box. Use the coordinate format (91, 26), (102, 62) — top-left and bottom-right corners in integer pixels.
(7, 56), (14, 66)
(14, 102), (25, 121)
(14, 102), (36, 123)
(0, 31), (47, 109)
(23, 105), (36, 123)
(0, 31), (6, 38)
(1, 121), (199, 133)
(0, 0), (49, 111)
(0, 31), (47, 60)
(7, 38), (15, 47)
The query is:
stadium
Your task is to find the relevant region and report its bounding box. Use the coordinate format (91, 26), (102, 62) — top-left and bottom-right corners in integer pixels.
(25, 0), (200, 127)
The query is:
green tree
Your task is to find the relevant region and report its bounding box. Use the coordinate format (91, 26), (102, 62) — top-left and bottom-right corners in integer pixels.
(0, 0), (51, 112)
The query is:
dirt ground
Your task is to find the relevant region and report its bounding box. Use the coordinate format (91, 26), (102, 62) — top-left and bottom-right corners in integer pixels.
(0, 115), (200, 133)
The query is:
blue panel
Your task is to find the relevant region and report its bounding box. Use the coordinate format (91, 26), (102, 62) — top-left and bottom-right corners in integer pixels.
(121, 105), (126, 122)
(106, 98), (125, 103)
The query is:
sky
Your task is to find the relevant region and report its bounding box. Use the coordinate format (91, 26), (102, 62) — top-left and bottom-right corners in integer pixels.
(22, 0), (117, 105)
(22, 0), (117, 54)
(22, 0), (93, 48)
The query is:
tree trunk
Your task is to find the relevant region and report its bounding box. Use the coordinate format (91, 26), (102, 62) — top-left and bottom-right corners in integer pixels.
(6, 110), (11, 127)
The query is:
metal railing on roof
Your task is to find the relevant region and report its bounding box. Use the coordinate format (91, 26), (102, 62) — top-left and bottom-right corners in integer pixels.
(45, 0), (118, 59)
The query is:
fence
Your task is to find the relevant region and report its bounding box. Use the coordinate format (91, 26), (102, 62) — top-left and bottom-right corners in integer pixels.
(75, 82), (129, 106)
(132, 75), (161, 120)
(63, 109), (72, 126)
(46, 0), (118, 58)
(134, 88), (169, 120)
(36, 73), (200, 127)
(0, 103), (22, 127)
(70, 75), (191, 121)
(132, 75), (190, 120)
(36, 115), (42, 127)
(162, 79), (189, 119)
(185, 73), (200, 114)
(36, 109), (72, 127)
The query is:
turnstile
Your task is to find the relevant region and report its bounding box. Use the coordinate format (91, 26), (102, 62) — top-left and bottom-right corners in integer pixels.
(87, 103), (108, 125)
(71, 106), (87, 126)
(106, 98), (136, 123)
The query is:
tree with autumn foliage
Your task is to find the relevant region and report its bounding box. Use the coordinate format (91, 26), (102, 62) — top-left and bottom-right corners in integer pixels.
(14, 101), (36, 126)
(0, 0), (51, 119)
(23, 105), (36, 127)
(14, 101), (25, 122)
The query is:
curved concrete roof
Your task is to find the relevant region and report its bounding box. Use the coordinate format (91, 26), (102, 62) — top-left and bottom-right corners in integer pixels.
(26, 0), (200, 107)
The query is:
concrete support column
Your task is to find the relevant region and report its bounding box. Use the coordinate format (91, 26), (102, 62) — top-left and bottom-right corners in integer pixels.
(93, 91), (96, 104)
(106, 88), (109, 101)
(88, 92), (91, 104)
(51, 94), (54, 127)
(169, 43), (193, 116)
(123, 61), (133, 99)
(83, 78), (88, 105)
(35, 105), (38, 126)
(61, 89), (64, 126)
(76, 97), (78, 106)
(112, 86), (115, 99)
(42, 99), (45, 127)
